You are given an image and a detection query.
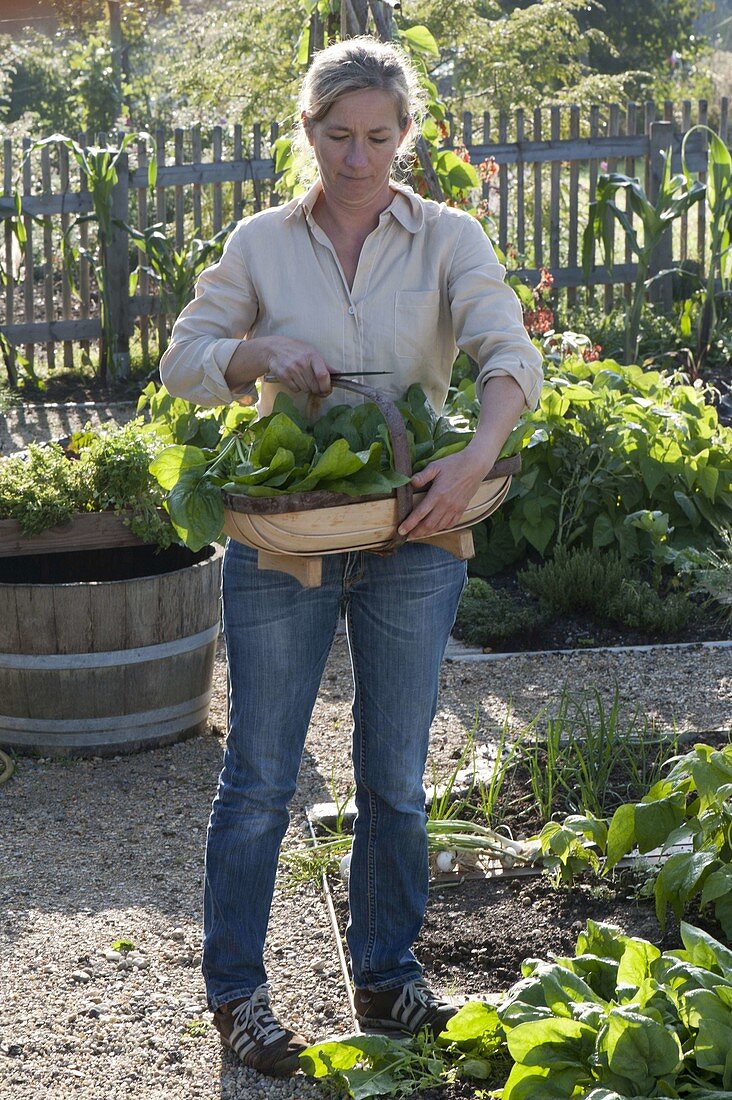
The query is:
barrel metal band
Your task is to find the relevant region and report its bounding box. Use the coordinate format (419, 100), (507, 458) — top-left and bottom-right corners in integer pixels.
(0, 622), (220, 671)
(0, 690), (212, 737)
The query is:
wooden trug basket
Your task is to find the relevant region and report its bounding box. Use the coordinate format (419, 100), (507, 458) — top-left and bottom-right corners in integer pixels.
(222, 379), (519, 587)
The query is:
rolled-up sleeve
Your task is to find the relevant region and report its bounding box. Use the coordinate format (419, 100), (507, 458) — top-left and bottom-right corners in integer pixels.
(448, 216), (544, 411)
(159, 222), (259, 407)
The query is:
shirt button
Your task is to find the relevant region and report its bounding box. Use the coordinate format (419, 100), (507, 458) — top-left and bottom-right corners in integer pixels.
(348, 306), (355, 315)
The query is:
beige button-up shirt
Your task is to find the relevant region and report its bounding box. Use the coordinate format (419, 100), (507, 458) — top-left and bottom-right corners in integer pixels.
(159, 179), (544, 417)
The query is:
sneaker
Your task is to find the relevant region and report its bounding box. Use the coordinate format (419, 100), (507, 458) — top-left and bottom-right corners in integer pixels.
(213, 983), (308, 1077)
(354, 979), (458, 1037)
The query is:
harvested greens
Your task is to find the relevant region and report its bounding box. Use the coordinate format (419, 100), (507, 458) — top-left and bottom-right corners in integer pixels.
(149, 384), (473, 551)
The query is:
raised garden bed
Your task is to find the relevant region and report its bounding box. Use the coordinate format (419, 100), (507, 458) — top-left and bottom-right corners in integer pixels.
(298, 724), (732, 1098)
(453, 563), (732, 655)
(0, 511), (160, 557)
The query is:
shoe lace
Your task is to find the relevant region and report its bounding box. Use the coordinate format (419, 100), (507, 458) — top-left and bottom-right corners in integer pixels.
(231, 983), (286, 1047)
(398, 979), (446, 1014)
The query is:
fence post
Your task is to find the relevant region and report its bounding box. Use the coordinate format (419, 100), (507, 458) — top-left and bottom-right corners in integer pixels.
(647, 120), (673, 312)
(107, 147), (131, 379)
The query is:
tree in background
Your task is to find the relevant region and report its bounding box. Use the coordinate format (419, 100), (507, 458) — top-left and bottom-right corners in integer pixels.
(414, 0), (639, 113)
(48, 0), (178, 42)
(0, 0), (719, 140)
(491, 0), (714, 101)
(579, 0), (713, 99)
(128, 0), (305, 131)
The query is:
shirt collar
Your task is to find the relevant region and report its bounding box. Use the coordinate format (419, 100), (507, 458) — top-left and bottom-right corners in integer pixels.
(285, 177), (424, 234)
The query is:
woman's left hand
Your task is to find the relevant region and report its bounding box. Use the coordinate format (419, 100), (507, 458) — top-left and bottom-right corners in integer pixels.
(398, 375), (528, 540)
(397, 447), (493, 541)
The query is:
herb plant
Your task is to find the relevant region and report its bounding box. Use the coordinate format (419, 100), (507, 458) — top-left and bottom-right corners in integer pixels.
(518, 546), (693, 637)
(453, 577), (551, 649)
(0, 422), (177, 548)
(0, 443), (89, 534)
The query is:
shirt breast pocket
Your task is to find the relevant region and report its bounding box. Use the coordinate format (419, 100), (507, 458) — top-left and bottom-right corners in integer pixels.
(394, 290), (440, 359)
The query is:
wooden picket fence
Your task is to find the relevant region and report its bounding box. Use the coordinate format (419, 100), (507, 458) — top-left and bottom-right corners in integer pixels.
(0, 96), (729, 380)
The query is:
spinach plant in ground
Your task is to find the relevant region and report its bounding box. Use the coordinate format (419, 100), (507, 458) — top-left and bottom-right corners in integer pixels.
(302, 919), (732, 1098)
(604, 742), (732, 938)
(148, 384), (473, 552)
(532, 741), (732, 941)
(453, 355), (732, 575)
(581, 153), (705, 365)
(300, 1001), (507, 1098)
(498, 918), (732, 1099)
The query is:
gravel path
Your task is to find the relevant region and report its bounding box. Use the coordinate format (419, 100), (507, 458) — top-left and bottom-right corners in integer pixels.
(0, 401), (138, 455)
(2, 405), (731, 1097)
(2, 631), (730, 1098)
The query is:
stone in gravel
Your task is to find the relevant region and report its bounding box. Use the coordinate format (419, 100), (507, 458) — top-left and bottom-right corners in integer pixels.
(71, 971), (91, 983)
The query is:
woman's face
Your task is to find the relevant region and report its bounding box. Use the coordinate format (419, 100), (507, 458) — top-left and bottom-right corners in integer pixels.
(305, 87), (410, 210)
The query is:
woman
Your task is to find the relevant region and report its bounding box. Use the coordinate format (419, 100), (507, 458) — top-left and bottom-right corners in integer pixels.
(160, 36), (543, 1078)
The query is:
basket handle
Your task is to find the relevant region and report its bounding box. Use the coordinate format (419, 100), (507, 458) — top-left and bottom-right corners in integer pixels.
(332, 378), (413, 547)
(330, 379), (521, 552)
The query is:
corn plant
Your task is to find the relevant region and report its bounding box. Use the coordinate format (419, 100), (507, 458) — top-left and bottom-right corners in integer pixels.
(682, 126), (732, 369)
(24, 132), (157, 380)
(581, 152), (705, 365)
(123, 220), (236, 348)
(0, 192), (38, 388)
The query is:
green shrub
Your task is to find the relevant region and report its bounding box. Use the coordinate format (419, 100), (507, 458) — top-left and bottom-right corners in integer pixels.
(453, 578), (550, 648)
(519, 546), (692, 637)
(455, 355), (732, 576)
(518, 545), (628, 615)
(606, 580), (691, 635)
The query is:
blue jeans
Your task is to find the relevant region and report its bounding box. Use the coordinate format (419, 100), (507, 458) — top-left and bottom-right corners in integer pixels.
(202, 539), (466, 1012)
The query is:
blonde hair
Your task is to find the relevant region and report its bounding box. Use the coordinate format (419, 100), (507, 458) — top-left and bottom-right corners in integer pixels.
(293, 36), (426, 183)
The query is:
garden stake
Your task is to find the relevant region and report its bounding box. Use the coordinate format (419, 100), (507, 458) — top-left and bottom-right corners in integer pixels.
(305, 811), (359, 1033)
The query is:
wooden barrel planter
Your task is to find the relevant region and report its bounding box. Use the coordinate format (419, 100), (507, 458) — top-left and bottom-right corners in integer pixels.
(0, 541), (223, 757)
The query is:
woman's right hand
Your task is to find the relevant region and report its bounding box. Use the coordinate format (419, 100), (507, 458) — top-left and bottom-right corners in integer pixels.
(224, 335), (333, 396)
(261, 336), (333, 395)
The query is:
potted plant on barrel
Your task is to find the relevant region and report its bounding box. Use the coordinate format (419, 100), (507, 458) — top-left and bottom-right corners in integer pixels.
(0, 399), (236, 759)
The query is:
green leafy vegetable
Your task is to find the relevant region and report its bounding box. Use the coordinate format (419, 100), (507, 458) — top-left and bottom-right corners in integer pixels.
(147, 383), (474, 551)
